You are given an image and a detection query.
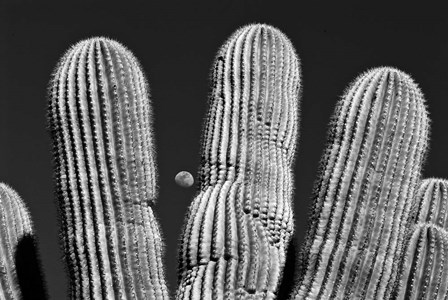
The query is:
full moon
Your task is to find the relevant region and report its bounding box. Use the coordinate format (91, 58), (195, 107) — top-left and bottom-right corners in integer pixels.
(175, 171), (194, 188)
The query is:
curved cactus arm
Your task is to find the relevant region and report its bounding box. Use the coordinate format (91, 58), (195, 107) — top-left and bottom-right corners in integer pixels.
(390, 178), (448, 300)
(176, 24), (301, 299)
(393, 223), (448, 300)
(0, 183), (46, 300)
(47, 37), (168, 299)
(292, 67), (429, 300)
(408, 178), (448, 228)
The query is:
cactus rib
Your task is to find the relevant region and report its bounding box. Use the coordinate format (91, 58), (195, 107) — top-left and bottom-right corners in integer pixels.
(48, 37), (168, 299)
(176, 24), (301, 300)
(293, 67), (429, 300)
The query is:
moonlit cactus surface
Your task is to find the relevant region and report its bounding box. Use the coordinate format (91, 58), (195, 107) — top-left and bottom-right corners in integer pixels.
(393, 179), (448, 300)
(48, 37), (168, 299)
(293, 67), (429, 300)
(176, 24), (301, 299)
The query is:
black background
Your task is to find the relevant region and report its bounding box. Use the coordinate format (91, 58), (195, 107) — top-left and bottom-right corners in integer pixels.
(1, 1), (447, 299)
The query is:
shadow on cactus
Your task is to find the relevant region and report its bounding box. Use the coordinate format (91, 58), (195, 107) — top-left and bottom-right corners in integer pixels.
(176, 24), (301, 299)
(1, 23), (448, 300)
(0, 183), (47, 300)
(15, 234), (48, 300)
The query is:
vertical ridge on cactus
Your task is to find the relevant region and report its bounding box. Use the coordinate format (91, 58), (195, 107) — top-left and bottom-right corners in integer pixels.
(409, 178), (448, 228)
(391, 178), (448, 300)
(293, 67), (429, 300)
(48, 37), (169, 299)
(176, 24), (301, 299)
(0, 183), (34, 299)
(394, 223), (448, 300)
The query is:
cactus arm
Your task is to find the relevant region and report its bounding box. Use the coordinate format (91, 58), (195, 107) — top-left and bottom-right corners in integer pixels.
(48, 37), (169, 299)
(391, 179), (448, 299)
(176, 23), (301, 299)
(0, 183), (44, 300)
(293, 67), (429, 300)
(394, 223), (448, 300)
(0, 184), (26, 300)
(409, 179), (448, 227)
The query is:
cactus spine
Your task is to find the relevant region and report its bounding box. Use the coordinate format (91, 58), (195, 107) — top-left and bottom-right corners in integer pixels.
(293, 67), (429, 299)
(409, 179), (448, 228)
(48, 37), (168, 299)
(394, 223), (448, 300)
(176, 24), (301, 299)
(0, 183), (33, 299)
(393, 179), (448, 299)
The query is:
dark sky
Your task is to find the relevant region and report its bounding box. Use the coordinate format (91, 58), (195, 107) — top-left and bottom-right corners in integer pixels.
(1, 1), (447, 299)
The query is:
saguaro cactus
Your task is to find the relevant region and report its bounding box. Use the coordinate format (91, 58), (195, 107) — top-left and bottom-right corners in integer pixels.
(394, 223), (448, 300)
(293, 67), (429, 299)
(0, 183), (45, 299)
(409, 178), (448, 228)
(47, 37), (168, 299)
(392, 178), (448, 299)
(176, 24), (301, 299)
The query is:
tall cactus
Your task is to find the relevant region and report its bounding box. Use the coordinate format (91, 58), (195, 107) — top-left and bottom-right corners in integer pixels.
(392, 179), (448, 299)
(0, 183), (46, 299)
(47, 37), (169, 299)
(176, 24), (301, 299)
(293, 67), (429, 299)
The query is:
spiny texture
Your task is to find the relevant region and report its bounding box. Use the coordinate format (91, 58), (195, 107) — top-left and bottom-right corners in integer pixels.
(394, 224), (448, 300)
(409, 178), (448, 228)
(176, 24), (301, 299)
(294, 67), (429, 300)
(392, 179), (448, 300)
(48, 37), (168, 299)
(0, 183), (33, 299)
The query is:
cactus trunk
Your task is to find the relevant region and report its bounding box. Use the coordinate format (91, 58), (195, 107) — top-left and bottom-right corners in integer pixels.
(293, 67), (429, 300)
(176, 24), (301, 299)
(48, 37), (168, 299)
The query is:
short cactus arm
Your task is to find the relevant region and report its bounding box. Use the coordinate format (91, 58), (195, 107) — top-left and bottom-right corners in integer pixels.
(48, 37), (168, 299)
(392, 178), (448, 299)
(394, 223), (448, 300)
(293, 68), (429, 300)
(0, 183), (46, 300)
(408, 178), (448, 227)
(176, 24), (301, 299)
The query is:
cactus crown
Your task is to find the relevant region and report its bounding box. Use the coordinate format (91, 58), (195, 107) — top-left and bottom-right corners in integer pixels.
(295, 66), (429, 299)
(48, 37), (168, 299)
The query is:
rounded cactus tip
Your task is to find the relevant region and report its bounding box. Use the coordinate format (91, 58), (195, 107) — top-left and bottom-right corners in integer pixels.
(417, 178), (448, 195)
(0, 182), (24, 200)
(348, 66), (428, 111)
(240, 23), (285, 32)
(416, 177), (448, 204)
(364, 66), (423, 92)
(51, 36), (132, 80)
(228, 23), (298, 53)
(53, 36), (138, 70)
(67, 36), (129, 52)
(422, 177), (448, 184)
